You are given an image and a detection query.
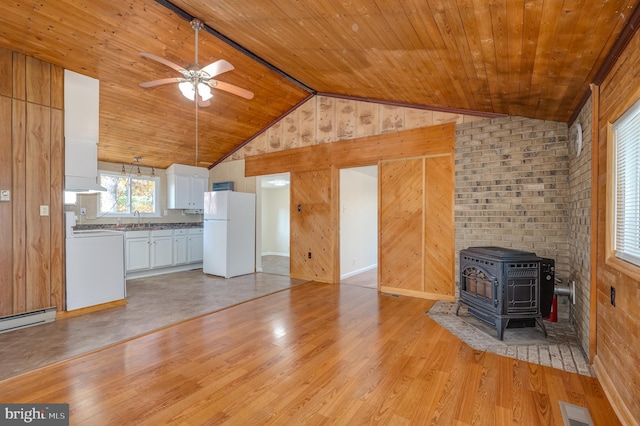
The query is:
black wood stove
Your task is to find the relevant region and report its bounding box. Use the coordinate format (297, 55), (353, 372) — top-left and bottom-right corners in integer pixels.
(456, 246), (555, 340)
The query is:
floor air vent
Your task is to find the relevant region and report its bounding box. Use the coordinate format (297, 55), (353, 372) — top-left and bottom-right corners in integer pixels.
(559, 401), (594, 426)
(0, 308), (56, 334)
(381, 293), (401, 298)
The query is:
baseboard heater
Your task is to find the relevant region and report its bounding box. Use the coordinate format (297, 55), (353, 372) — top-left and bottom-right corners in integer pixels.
(0, 307), (57, 334)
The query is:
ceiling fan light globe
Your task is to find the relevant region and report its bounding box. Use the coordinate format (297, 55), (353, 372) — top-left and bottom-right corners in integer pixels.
(179, 81), (195, 100)
(198, 83), (213, 101)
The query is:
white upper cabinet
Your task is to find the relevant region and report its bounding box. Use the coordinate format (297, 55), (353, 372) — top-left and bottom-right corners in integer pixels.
(64, 70), (99, 141)
(166, 164), (209, 209)
(64, 70), (105, 191)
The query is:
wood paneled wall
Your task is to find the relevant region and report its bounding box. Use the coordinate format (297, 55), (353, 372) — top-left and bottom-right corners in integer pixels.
(0, 47), (64, 317)
(379, 158), (424, 292)
(290, 168), (339, 283)
(379, 154), (455, 300)
(246, 124), (455, 291)
(593, 27), (640, 423)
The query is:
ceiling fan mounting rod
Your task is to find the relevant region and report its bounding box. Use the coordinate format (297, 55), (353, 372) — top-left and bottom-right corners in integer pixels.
(190, 18), (203, 67)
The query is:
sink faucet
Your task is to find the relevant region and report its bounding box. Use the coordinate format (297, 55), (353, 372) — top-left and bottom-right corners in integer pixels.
(134, 210), (141, 225)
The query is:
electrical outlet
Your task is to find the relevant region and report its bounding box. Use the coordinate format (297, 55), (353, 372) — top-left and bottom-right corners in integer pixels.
(80, 207), (87, 215)
(610, 286), (616, 307)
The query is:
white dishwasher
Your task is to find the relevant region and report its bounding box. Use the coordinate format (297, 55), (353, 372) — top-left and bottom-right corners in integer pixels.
(65, 212), (126, 311)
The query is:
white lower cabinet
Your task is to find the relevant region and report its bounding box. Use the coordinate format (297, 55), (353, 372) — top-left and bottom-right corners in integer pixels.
(125, 231), (151, 272)
(188, 228), (203, 263)
(150, 230), (173, 268)
(174, 229), (188, 265)
(125, 227), (203, 276)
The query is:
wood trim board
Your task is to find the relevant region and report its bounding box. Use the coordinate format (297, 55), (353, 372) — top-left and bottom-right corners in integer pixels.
(245, 123), (455, 176)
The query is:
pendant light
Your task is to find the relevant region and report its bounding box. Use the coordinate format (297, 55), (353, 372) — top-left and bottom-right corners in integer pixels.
(133, 157), (142, 177)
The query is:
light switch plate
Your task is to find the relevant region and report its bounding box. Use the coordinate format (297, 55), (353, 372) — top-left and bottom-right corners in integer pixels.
(0, 190), (9, 201)
(40, 205), (49, 216)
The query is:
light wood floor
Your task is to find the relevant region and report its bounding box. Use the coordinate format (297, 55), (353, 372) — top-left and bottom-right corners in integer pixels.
(0, 282), (619, 425)
(341, 267), (377, 289)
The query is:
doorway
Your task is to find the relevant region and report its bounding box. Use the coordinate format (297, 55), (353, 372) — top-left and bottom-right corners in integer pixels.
(257, 173), (290, 276)
(339, 166), (378, 289)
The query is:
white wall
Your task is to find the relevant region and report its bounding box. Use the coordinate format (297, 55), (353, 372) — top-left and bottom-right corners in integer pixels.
(261, 186), (290, 255)
(340, 167), (378, 279)
(209, 159), (256, 194)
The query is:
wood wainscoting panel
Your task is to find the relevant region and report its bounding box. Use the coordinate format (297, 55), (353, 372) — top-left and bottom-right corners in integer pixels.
(0, 96), (11, 316)
(25, 56), (51, 107)
(379, 158), (424, 292)
(2, 49), (63, 318)
(0, 48), (11, 97)
(290, 168), (338, 283)
(25, 102), (51, 311)
(424, 154), (455, 299)
(11, 53), (26, 101)
(49, 107), (64, 311)
(12, 99), (27, 313)
(50, 64), (64, 110)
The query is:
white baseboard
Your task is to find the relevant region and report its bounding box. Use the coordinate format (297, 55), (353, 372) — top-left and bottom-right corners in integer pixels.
(261, 252), (290, 257)
(126, 263), (203, 280)
(340, 264), (377, 280)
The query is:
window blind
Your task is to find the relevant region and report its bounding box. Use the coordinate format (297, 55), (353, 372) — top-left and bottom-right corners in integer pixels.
(613, 100), (640, 267)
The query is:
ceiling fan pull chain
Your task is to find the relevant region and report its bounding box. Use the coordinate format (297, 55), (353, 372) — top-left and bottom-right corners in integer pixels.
(195, 75), (199, 168)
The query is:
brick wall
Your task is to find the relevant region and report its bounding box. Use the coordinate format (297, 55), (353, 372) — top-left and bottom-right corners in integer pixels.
(568, 98), (592, 355)
(454, 116), (570, 284)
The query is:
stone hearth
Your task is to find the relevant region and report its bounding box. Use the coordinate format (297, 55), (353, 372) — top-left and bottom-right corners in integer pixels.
(427, 299), (592, 377)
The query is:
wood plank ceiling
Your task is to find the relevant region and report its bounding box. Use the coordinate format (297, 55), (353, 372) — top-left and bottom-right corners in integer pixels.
(0, 0), (637, 169)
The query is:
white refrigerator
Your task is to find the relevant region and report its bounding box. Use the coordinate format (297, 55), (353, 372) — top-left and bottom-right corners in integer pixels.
(203, 190), (256, 278)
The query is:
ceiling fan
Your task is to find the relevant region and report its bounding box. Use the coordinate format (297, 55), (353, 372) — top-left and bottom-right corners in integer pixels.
(139, 18), (254, 106)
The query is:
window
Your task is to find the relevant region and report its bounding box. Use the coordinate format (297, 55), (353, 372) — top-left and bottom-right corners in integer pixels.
(64, 191), (77, 205)
(612, 99), (640, 267)
(99, 171), (159, 216)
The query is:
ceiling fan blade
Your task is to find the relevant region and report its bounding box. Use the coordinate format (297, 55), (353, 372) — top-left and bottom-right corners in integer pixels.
(139, 77), (185, 88)
(198, 97), (211, 108)
(139, 52), (186, 73)
(211, 80), (254, 100)
(200, 59), (234, 78)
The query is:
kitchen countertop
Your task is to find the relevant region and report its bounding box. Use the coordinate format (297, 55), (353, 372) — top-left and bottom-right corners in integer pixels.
(74, 222), (203, 232)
